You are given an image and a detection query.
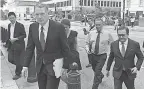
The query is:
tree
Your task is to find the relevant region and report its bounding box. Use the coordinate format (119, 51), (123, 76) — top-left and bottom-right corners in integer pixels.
(1, 0), (7, 7)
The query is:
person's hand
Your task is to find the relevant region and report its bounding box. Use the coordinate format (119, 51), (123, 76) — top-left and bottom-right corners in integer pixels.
(131, 67), (138, 74)
(106, 70), (110, 77)
(86, 49), (91, 54)
(21, 67), (28, 78)
(10, 38), (18, 43)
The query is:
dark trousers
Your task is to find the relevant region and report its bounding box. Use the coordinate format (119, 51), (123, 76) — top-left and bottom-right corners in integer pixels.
(91, 53), (107, 89)
(8, 49), (23, 76)
(114, 71), (135, 89)
(88, 54), (92, 64)
(131, 22), (134, 27)
(37, 64), (60, 89)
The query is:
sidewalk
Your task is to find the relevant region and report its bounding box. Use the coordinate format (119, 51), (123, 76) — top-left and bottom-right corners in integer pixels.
(0, 47), (19, 89)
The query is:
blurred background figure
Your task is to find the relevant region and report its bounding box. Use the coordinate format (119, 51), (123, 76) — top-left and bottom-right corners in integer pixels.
(114, 17), (119, 30)
(130, 16), (135, 28)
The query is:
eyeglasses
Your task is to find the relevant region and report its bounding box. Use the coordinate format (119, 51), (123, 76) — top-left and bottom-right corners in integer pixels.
(118, 34), (127, 37)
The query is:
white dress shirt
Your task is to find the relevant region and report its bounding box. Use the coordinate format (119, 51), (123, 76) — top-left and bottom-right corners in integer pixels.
(10, 23), (16, 39)
(119, 39), (128, 54)
(38, 20), (49, 42)
(86, 30), (114, 55)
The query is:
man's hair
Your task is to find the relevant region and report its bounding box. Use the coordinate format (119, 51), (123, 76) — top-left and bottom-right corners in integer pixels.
(88, 17), (95, 23)
(8, 12), (16, 17)
(61, 19), (71, 27)
(117, 25), (129, 35)
(35, 3), (49, 12)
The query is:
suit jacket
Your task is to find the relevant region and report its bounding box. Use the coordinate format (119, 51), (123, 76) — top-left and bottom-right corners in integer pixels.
(106, 38), (144, 79)
(24, 20), (69, 75)
(6, 21), (26, 51)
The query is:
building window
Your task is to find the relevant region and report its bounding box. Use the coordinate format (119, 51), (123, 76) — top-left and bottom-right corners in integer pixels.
(91, 0), (93, 6)
(98, 1), (100, 6)
(111, 1), (113, 7)
(80, 0), (83, 6)
(119, 2), (121, 7)
(107, 1), (109, 7)
(69, 0), (71, 6)
(101, 1), (103, 7)
(61, 2), (63, 7)
(88, 0), (90, 6)
(116, 2), (118, 7)
(67, 1), (69, 6)
(57, 2), (60, 7)
(49, 4), (54, 8)
(139, 0), (143, 6)
(84, 0), (86, 6)
(64, 1), (66, 6)
(104, 1), (106, 7)
(113, 1), (115, 7)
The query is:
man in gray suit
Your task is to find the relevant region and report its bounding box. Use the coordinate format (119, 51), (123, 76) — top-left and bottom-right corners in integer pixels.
(22, 3), (69, 89)
(106, 26), (144, 89)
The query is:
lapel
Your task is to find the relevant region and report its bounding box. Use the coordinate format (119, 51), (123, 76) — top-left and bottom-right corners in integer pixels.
(34, 22), (43, 51)
(115, 40), (123, 58)
(44, 20), (53, 52)
(124, 39), (132, 58)
(13, 21), (17, 37)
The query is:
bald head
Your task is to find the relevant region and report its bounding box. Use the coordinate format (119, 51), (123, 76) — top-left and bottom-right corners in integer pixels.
(95, 19), (103, 32)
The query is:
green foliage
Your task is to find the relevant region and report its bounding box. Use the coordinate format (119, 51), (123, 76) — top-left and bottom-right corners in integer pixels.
(1, 0), (6, 7)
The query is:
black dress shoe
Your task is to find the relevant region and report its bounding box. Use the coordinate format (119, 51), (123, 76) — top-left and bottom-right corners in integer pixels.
(12, 75), (21, 80)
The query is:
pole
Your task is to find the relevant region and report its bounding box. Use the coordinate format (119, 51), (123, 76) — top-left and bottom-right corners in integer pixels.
(123, 0), (125, 25)
(54, 3), (57, 20)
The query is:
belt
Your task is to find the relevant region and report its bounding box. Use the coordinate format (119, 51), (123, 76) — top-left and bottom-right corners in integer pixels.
(92, 53), (107, 56)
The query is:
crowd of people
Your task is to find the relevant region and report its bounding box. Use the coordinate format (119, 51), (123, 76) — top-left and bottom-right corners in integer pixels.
(1, 3), (144, 89)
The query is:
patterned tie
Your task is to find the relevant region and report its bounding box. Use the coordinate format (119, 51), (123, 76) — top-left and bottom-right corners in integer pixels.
(121, 42), (125, 57)
(95, 32), (100, 55)
(40, 26), (45, 51)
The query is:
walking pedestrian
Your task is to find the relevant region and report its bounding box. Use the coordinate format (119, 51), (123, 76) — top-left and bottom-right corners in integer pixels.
(114, 17), (119, 30)
(84, 17), (95, 68)
(22, 3), (69, 89)
(6, 12), (26, 80)
(85, 18), (113, 89)
(130, 16), (135, 28)
(106, 26), (144, 89)
(61, 19), (82, 71)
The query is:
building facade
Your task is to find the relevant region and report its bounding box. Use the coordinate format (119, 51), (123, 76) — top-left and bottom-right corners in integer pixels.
(43, 0), (121, 13)
(124, 0), (144, 17)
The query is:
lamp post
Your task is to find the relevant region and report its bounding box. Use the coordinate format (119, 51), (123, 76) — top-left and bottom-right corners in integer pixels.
(123, 0), (125, 25)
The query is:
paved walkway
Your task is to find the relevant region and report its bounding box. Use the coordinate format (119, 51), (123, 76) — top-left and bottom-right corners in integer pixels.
(0, 20), (144, 89)
(0, 47), (19, 89)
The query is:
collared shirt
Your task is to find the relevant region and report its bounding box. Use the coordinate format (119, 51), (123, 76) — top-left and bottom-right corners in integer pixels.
(119, 39), (128, 54)
(38, 20), (49, 42)
(86, 30), (113, 55)
(10, 22), (16, 39)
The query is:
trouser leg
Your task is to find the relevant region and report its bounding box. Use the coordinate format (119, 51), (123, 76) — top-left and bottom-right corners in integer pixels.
(92, 54), (107, 89)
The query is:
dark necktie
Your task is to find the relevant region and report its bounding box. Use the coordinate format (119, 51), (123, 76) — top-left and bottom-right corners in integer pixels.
(95, 32), (100, 55)
(40, 26), (45, 51)
(121, 42), (125, 57)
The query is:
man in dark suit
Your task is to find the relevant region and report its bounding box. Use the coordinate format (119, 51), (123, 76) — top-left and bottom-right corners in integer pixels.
(6, 12), (26, 80)
(106, 26), (144, 89)
(22, 3), (69, 89)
